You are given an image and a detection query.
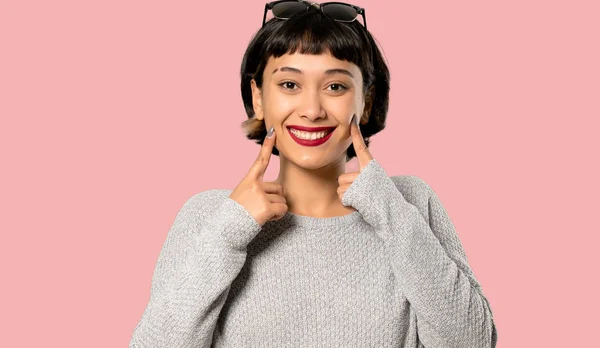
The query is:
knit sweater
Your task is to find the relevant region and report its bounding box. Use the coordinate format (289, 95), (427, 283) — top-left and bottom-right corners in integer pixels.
(129, 159), (497, 348)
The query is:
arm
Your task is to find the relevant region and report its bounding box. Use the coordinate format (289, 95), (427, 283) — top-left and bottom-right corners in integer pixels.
(129, 191), (262, 348)
(341, 159), (497, 348)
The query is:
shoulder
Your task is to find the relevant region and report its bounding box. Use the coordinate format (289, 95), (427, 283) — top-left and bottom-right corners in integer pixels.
(389, 174), (433, 199)
(184, 189), (231, 208)
(176, 189), (233, 222)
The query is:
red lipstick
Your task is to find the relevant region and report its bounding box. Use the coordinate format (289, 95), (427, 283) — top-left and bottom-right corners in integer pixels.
(287, 126), (336, 147)
(287, 125), (336, 132)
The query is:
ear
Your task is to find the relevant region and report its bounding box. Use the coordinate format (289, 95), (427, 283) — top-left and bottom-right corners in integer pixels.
(360, 85), (375, 125)
(250, 79), (264, 121)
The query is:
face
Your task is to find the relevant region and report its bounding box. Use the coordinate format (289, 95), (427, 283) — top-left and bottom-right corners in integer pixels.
(251, 51), (371, 170)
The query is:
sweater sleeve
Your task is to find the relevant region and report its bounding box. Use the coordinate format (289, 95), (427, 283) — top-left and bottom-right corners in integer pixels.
(341, 159), (497, 348)
(129, 191), (263, 348)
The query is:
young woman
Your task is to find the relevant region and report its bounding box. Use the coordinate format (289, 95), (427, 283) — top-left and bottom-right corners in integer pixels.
(130, 1), (498, 347)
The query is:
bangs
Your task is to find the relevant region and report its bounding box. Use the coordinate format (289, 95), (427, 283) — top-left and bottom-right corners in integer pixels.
(262, 10), (371, 78)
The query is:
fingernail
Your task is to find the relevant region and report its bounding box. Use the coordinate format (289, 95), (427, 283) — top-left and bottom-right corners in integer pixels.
(266, 126), (274, 138)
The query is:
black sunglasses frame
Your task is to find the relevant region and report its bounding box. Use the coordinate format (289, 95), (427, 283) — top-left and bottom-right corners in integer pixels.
(262, 0), (367, 30)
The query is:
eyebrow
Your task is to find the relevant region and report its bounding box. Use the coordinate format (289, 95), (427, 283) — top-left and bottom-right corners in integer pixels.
(272, 66), (355, 78)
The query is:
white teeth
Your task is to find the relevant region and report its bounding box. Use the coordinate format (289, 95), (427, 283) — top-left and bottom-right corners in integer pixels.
(290, 129), (330, 140)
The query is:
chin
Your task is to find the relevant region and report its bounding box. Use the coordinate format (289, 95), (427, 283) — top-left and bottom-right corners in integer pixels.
(284, 152), (344, 170)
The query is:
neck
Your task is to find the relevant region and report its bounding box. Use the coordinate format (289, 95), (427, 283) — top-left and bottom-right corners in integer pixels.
(273, 155), (354, 217)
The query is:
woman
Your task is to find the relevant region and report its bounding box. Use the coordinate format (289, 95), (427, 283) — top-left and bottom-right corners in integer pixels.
(129, 1), (497, 347)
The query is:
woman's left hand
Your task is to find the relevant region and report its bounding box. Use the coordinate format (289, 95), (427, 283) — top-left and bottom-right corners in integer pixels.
(337, 114), (374, 201)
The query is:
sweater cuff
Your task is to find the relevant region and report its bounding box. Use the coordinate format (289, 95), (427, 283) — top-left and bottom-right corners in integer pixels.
(341, 158), (404, 233)
(205, 197), (263, 250)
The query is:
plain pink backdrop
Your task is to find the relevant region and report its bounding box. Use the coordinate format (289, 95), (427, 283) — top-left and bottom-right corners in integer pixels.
(1, 0), (598, 346)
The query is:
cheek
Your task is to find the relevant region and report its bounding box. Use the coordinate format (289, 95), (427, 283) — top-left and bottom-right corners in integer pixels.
(264, 93), (295, 116)
(323, 98), (355, 116)
(331, 124), (353, 144)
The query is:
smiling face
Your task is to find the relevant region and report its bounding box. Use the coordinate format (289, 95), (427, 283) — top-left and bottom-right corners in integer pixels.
(251, 51), (371, 169)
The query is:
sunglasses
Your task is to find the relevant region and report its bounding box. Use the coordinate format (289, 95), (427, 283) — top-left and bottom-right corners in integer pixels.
(262, 0), (367, 30)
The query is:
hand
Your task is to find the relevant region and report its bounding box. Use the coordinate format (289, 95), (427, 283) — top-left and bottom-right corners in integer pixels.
(337, 114), (374, 201)
(229, 126), (288, 226)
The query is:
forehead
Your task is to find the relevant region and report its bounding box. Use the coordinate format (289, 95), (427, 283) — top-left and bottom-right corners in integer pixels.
(265, 52), (361, 79)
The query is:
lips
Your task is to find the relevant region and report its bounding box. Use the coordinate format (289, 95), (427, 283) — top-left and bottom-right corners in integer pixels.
(287, 125), (336, 132)
(287, 126), (335, 147)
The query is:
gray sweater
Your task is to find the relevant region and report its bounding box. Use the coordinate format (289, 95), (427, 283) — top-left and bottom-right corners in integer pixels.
(129, 159), (497, 347)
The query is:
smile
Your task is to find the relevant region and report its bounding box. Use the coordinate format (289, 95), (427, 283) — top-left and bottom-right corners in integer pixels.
(287, 127), (336, 147)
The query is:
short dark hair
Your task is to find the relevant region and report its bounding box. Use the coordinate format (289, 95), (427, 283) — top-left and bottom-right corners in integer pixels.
(240, 7), (390, 162)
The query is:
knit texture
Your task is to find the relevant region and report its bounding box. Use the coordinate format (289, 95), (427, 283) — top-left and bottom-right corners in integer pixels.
(129, 159), (497, 348)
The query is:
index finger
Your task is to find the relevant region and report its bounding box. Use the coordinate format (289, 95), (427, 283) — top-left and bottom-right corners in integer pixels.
(350, 115), (373, 170)
(248, 126), (276, 180)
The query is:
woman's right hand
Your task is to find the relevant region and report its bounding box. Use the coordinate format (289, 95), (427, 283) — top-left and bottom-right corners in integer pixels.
(229, 126), (288, 226)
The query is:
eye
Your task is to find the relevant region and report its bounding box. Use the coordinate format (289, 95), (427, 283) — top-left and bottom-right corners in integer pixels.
(326, 83), (348, 92)
(278, 81), (299, 90)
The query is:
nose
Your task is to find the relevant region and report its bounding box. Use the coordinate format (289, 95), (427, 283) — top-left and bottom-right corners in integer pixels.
(297, 89), (326, 122)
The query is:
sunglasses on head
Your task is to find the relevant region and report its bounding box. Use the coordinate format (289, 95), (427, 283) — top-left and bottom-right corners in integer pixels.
(262, 0), (367, 30)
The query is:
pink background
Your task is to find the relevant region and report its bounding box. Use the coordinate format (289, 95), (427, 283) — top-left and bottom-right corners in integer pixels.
(1, 0), (598, 346)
